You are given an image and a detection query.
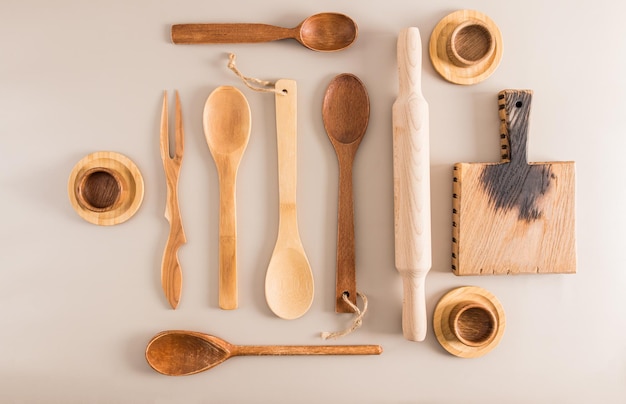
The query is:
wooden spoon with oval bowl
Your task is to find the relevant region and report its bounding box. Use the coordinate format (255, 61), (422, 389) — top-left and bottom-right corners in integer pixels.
(171, 12), (358, 52)
(322, 74), (370, 312)
(203, 86), (251, 310)
(146, 330), (382, 376)
(265, 79), (314, 319)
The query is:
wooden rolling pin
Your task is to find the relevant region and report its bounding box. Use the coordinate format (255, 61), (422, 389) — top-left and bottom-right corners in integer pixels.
(392, 27), (432, 342)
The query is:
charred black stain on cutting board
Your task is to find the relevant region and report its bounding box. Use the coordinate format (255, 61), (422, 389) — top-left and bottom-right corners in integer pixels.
(480, 90), (554, 222)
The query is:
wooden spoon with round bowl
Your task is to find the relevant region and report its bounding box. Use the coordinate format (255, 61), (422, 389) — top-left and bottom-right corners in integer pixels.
(203, 86), (251, 310)
(322, 73), (370, 312)
(171, 12), (358, 52)
(265, 79), (314, 320)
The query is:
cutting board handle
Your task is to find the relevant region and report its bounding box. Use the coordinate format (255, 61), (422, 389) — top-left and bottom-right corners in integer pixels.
(497, 89), (533, 164)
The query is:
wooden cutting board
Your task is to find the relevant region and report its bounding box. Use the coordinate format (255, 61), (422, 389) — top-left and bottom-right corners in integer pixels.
(452, 89), (576, 275)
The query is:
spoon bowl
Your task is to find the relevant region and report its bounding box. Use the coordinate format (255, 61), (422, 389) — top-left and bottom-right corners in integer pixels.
(171, 12), (358, 52)
(265, 247), (314, 319)
(204, 87), (250, 154)
(322, 73), (370, 312)
(298, 13), (358, 51)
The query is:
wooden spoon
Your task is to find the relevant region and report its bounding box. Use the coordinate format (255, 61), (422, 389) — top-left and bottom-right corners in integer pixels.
(392, 27), (432, 342)
(146, 330), (383, 376)
(203, 86), (251, 310)
(322, 74), (370, 313)
(171, 12), (358, 52)
(265, 79), (314, 320)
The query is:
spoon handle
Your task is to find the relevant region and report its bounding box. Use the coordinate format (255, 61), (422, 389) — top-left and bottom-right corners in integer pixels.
(171, 24), (294, 44)
(217, 164), (239, 310)
(234, 344), (382, 356)
(335, 154), (357, 312)
(274, 79), (299, 236)
(392, 27), (431, 342)
(160, 91), (186, 310)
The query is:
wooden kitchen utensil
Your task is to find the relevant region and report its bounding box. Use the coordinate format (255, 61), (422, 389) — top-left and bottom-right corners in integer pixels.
(433, 286), (505, 358)
(265, 79), (314, 320)
(322, 73), (370, 313)
(203, 86), (251, 310)
(392, 27), (432, 342)
(145, 330), (382, 376)
(68, 151), (144, 226)
(171, 12), (358, 52)
(160, 91), (186, 309)
(429, 9), (503, 85)
(452, 90), (576, 275)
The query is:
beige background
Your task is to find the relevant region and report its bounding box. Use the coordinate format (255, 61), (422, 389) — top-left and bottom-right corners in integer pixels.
(2, 0), (625, 402)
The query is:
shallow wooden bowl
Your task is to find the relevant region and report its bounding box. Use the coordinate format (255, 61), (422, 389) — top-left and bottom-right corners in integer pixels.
(68, 151), (144, 225)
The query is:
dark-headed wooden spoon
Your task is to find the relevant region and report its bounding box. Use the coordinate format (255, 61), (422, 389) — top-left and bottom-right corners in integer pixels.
(171, 13), (358, 52)
(145, 330), (382, 376)
(322, 73), (370, 312)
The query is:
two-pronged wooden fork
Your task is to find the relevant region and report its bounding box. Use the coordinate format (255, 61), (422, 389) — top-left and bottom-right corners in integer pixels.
(160, 90), (186, 309)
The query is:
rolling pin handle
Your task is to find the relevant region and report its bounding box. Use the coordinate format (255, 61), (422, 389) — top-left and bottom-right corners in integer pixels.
(400, 270), (427, 341)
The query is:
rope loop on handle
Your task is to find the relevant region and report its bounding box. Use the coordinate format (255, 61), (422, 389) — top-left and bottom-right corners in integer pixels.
(227, 53), (285, 95)
(321, 292), (369, 340)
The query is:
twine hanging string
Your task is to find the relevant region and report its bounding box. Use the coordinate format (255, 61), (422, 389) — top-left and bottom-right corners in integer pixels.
(321, 292), (369, 340)
(227, 53), (285, 95)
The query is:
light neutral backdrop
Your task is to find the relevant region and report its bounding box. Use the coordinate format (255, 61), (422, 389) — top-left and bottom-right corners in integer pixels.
(2, 0), (625, 402)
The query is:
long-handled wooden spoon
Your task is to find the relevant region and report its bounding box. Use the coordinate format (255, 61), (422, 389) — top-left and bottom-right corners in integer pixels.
(322, 74), (370, 313)
(265, 79), (314, 320)
(203, 86), (251, 310)
(392, 27), (432, 341)
(146, 330), (383, 376)
(171, 12), (358, 52)
(160, 90), (186, 309)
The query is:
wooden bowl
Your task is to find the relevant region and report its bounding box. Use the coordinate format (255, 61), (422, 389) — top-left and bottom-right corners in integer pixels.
(433, 286), (505, 358)
(68, 151), (144, 225)
(429, 10), (503, 85)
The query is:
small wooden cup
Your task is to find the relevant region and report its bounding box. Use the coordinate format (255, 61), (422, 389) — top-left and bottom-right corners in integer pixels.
(449, 301), (497, 347)
(76, 167), (124, 212)
(433, 286), (505, 358)
(446, 19), (495, 68)
(68, 151), (144, 226)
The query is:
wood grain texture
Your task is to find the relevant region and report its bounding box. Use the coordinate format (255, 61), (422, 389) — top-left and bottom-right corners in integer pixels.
(68, 151), (144, 226)
(428, 9), (503, 85)
(452, 90), (576, 275)
(322, 73), (370, 312)
(170, 13), (357, 52)
(146, 330), (382, 376)
(433, 286), (505, 358)
(160, 91), (186, 309)
(203, 86), (251, 310)
(265, 79), (314, 320)
(392, 27), (432, 342)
